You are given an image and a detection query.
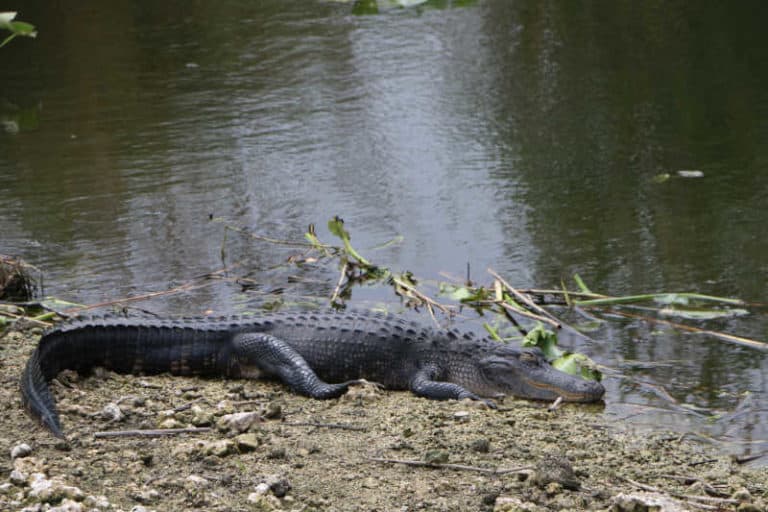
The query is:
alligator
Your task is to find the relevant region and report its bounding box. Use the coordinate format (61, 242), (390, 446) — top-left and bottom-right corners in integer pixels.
(21, 310), (605, 438)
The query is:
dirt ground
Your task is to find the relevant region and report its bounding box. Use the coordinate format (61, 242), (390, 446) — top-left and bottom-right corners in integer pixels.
(1, 326), (766, 512)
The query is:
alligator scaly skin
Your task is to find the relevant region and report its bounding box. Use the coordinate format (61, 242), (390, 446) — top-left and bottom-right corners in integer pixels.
(21, 310), (605, 437)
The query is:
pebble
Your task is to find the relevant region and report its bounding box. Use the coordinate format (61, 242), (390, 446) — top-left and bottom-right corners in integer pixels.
(27, 473), (85, 503)
(185, 475), (210, 488)
(10, 443), (32, 459)
(216, 411), (262, 433)
(101, 402), (124, 422)
(10, 469), (27, 485)
(235, 432), (261, 453)
(47, 498), (83, 512)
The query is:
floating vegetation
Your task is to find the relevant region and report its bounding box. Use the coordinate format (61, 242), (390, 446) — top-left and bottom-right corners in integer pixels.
(0, 254), (39, 301)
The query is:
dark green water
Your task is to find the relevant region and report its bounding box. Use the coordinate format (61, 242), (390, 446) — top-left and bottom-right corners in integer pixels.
(1, 1), (767, 460)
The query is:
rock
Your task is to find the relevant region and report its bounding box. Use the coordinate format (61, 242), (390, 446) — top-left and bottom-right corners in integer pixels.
(186, 475), (210, 488)
(531, 456), (580, 491)
(253, 483), (271, 496)
(190, 405), (213, 427)
(129, 488), (161, 504)
(216, 411), (262, 434)
(611, 492), (687, 512)
(10, 442), (32, 459)
(453, 410), (470, 421)
(189, 439), (236, 457)
(27, 473), (84, 503)
(10, 469), (27, 485)
(83, 494), (110, 509)
(733, 487), (752, 502)
(157, 418), (184, 430)
(424, 450), (449, 465)
(101, 402), (124, 422)
(235, 433), (261, 453)
(47, 498), (83, 512)
(340, 380), (382, 404)
(246, 492), (282, 510)
(494, 495), (543, 511)
(263, 402), (283, 420)
(470, 438), (490, 453)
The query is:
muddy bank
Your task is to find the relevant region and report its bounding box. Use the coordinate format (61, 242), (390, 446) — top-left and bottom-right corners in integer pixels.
(1, 327), (766, 511)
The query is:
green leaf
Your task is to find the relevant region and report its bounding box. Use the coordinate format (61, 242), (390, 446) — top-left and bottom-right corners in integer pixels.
(572, 274), (592, 294)
(521, 323), (563, 360)
(552, 353), (602, 382)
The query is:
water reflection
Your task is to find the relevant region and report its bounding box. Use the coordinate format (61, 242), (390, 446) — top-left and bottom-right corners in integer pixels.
(1, 0), (766, 459)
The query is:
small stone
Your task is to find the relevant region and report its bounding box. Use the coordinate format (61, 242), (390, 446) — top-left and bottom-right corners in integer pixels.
(424, 450), (449, 465)
(130, 507), (149, 512)
(204, 439), (236, 457)
(11, 443), (32, 460)
(83, 495), (110, 509)
(254, 482), (270, 496)
(532, 456), (580, 491)
(47, 498), (83, 512)
(129, 488), (160, 504)
(470, 438), (490, 453)
(158, 418), (184, 430)
(267, 477), (291, 498)
(27, 473), (84, 503)
(453, 410), (470, 420)
(263, 402), (283, 420)
(10, 469), (27, 485)
(267, 447), (286, 460)
(216, 411), (262, 434)
(733, 488), (752, 502)
(101, 403), (124, 422)
(186, 475), (210, 488)
(190, 405), (213, 427)
(235, 433), (261, 453)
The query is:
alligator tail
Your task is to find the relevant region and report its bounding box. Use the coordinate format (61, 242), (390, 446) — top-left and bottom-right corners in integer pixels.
(20, 319), (232, 438)
(21, 349), (65, 438)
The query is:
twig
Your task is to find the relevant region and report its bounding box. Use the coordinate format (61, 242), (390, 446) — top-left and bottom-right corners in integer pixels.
(624, 477), (739, 507)
(284, 421), (367, 432)
(330, 261), (349, 305)
(488, 268), (562, 328)
(547, 396), (564, 411)
(93, 427), (212, 438)
(602, 310), (767, 351)
(367, 456), (532, 475)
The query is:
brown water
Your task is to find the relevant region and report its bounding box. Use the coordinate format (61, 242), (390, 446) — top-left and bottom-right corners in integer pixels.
(1, 0), (767, 460)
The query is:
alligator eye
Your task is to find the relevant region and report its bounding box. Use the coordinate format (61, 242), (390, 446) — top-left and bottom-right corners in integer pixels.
(519, 351), (540, 365)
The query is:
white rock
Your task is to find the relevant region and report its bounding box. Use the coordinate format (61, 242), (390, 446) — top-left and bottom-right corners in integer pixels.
(101, 402), (124, 422)
(47, 498), (83, 512)
(253, 482), (270, 495)
(216, 411), (262, 433)
(9, 469), (27, 485)
(10, 443), (32, 459)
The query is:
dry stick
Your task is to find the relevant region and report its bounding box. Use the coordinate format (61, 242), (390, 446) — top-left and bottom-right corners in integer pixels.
(284, 421), (367, 432)
(604, 310), (768, 351)
(391, 276), (453, 328)
(367, 457), (532, 475)
(624, 477), (738, 507)
(491, 301), (560, 328)
(94, 427), (212, 438)
(488, 268), (562, 328)
(329, 260), (349, 305)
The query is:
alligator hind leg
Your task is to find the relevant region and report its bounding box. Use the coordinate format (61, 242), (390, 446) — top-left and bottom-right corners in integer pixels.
(410, 364), (497, 408)
(232, 333), (360, 399)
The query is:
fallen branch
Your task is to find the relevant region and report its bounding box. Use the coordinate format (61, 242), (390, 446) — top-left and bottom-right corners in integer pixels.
(488, 268), (562, 328)
(366, 456), (532, 475)
(93, 427), (212, 438)
(284, 421), (366, 432)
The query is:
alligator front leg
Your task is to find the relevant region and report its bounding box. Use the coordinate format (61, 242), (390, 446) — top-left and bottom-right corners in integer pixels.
(232, 333), (362, 399)
(409, 364), (497, 408)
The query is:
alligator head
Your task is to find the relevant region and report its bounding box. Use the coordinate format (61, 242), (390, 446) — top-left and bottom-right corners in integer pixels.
(477, 346), (605, 402)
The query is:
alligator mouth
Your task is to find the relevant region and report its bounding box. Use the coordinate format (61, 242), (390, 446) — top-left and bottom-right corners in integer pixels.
(521, 375), (604, 402)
